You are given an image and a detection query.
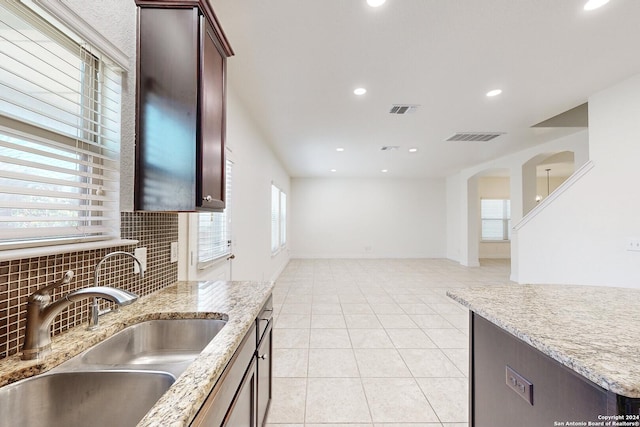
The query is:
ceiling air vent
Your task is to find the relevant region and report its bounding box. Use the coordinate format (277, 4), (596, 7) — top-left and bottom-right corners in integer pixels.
(445, 132), (505, 142)
(380, 146), (400, 151)
(389, 104), (420, 115)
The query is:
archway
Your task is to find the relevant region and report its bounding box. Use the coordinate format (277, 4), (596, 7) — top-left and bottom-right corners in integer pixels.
(464, 168), (511, 268)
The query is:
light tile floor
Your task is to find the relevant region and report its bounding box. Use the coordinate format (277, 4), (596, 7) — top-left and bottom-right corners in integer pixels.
(266, 258), (513, 427)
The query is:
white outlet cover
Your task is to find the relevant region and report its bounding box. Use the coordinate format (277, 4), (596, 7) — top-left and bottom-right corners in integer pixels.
(170, 242), (178, 263)
(627, 238), (640, 252)
(134, 247), (148, 273)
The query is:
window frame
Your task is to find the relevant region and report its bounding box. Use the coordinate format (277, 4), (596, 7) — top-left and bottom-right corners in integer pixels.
(0, 0), (126, 251)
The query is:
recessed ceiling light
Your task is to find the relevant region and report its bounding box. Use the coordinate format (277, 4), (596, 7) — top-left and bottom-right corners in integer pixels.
(336, 147), (345, 152)
(584, 0), (609, 10)
(408, 147), (418, 153)
(367, 0), (386, 7)
(486, 89), (502, 97)
(354, 87), (367, 96)
(330, 169), (337, 172)
(381, 169), (388, 173)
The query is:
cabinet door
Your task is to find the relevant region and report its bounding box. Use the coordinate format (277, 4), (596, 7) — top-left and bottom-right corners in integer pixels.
(472, 313), (615, 426)
(257, 324), (272, 427)
(136, 7), (199, 211)
(224, 358), (257, 427)
(191, 324), (257, 427)
(198, 16), (225, 210)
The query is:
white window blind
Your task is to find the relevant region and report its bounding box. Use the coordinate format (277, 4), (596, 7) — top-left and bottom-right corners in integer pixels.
(280, 191), (286, 247)
(198, 159), (232, 268)
(270, 184), (279, 253)
(271, 184), (286, 254)
(481, 199), (511, 241)
(0, 1), (122, 249)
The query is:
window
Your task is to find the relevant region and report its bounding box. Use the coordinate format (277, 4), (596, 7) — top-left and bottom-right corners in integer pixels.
(280, 191), (287, 247)
(197, 159), (233, 268)
(0, 1), (122, 250)
(481, 199), (511, 241)
(271, 184), (286, 253)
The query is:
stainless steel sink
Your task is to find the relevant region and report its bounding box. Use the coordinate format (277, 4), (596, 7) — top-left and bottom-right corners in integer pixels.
(58, 318), (227, 377)
(0, 371), (175, 427)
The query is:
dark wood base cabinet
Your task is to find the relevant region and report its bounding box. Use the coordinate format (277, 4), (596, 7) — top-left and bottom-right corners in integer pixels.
(470, 313), (640, 426)
(192, 297), (273, 427)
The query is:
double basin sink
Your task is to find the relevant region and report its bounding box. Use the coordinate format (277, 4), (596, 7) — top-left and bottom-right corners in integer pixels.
(0, 318), (227, 427)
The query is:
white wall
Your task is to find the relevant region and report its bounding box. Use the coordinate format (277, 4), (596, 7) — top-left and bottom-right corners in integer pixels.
(446, 174), (462, 261)
(225, 89), (291, 282)
(179, 89), (291, 283)
(517, 74), (640, 288)
(290, 178), (446, 259)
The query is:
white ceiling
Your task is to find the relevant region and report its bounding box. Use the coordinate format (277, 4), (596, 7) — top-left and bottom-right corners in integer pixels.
(210, 0), (640, 178)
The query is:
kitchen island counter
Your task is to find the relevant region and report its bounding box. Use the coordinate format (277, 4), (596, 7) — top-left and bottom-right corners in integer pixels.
(447, 284), (640, 398)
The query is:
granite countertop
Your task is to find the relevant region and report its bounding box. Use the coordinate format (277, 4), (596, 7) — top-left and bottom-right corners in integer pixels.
(447, 284), (640, 398)
(0, 280), (275, 426)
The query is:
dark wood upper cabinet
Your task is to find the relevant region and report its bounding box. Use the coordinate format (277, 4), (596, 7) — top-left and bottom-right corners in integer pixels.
(134, 0), (233, 211)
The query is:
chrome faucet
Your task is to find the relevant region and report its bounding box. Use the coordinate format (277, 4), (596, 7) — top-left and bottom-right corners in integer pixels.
(21, 270), (138, 360)
(90, 251), (144, 329)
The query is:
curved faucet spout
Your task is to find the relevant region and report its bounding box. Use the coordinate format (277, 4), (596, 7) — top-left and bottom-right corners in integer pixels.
(89, 251), (144, 330)
(94, 251), (144, 287)
(67, 286), (138, 305)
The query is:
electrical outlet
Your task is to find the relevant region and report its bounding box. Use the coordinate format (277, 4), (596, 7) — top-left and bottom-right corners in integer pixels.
(627, 238), (640, 252)
(134, 247), (147, 274)
(170, 242), (178, 263)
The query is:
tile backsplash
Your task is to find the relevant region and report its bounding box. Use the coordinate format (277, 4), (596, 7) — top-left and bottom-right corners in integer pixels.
(0, 212), (179, 359)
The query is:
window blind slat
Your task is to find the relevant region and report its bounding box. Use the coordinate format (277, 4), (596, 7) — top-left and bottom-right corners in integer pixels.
(0, 154), (118, 180)
(0, 201), (113, 212)
(0, 168), (116, 191)
(0, 185), (110, 202)
(0, 215), (109, 222)
(0, 139), (118, 170)
(1, 225), (114, 239)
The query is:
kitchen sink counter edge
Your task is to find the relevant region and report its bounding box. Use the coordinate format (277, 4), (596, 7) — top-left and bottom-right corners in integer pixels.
(0, 279), (275, 426)
(447, 284), (640, 398)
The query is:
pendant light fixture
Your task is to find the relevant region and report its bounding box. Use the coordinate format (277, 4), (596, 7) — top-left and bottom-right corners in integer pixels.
(546, 168), (551, 196)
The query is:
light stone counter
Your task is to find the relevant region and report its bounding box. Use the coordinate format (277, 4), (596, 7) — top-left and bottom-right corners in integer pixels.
(447, 284), (640, 398)
(0, 280), (275, 426)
